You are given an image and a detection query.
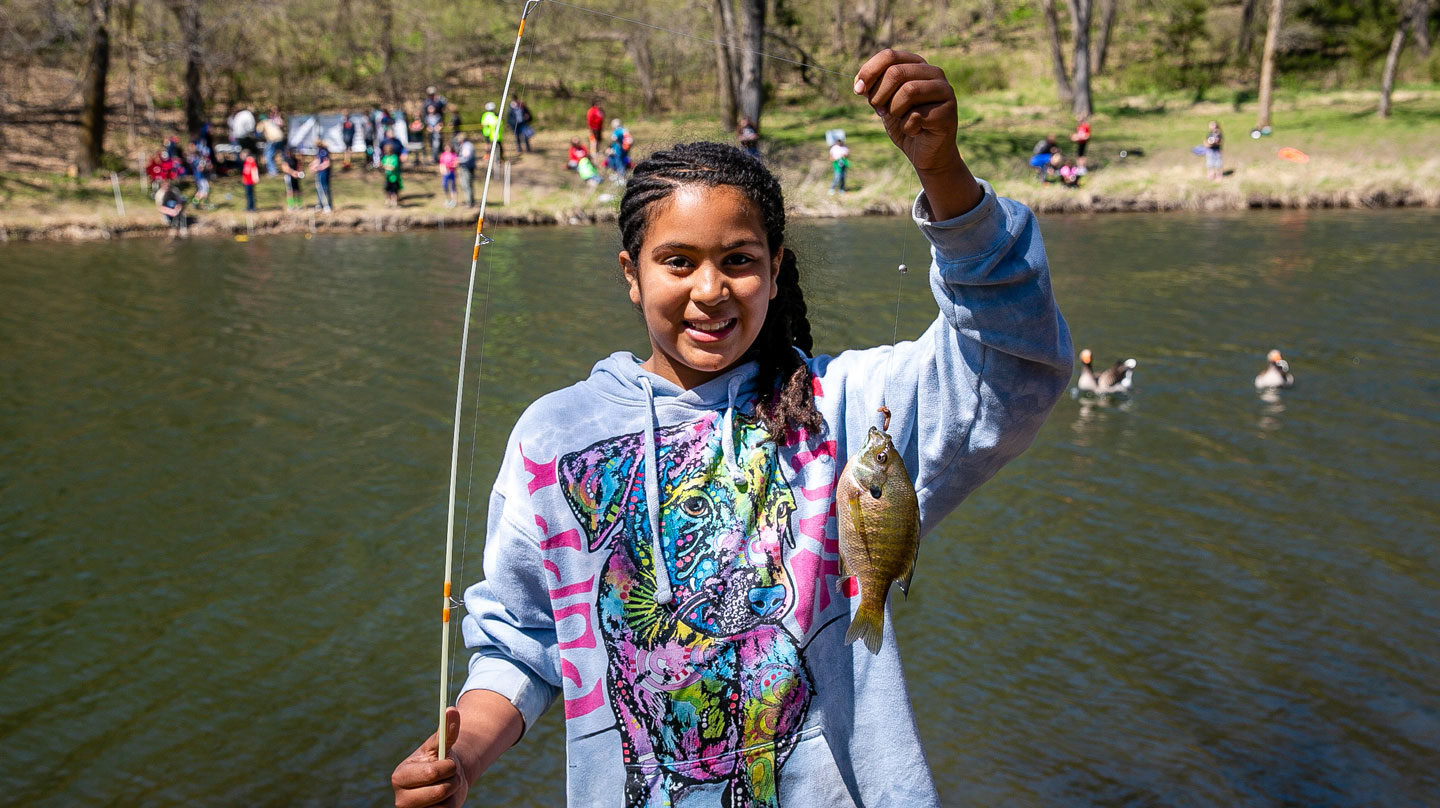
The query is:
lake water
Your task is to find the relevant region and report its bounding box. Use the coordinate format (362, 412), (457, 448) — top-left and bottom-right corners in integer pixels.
(1, 207), (1437, 806)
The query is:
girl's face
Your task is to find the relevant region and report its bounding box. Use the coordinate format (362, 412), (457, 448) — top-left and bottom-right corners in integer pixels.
(621, 184), (781, 390)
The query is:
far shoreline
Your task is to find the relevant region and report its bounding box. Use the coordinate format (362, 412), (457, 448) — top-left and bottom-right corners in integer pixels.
(2, 184), (1435, 244)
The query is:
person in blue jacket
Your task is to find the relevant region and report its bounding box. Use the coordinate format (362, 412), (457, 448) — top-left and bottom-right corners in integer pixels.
(392, 48), (1072, 808)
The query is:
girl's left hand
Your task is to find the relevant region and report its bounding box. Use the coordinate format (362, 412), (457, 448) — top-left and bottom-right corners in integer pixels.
(853, 49), (960, 175)
(855, 49), (982, 220)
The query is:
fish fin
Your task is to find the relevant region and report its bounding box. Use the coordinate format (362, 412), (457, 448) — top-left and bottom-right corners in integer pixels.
(844, 601), (885, 655)
(897, 534), (919, 597)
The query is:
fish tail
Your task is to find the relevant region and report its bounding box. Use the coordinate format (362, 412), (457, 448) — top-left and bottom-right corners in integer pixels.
(844, 598), (885, 655)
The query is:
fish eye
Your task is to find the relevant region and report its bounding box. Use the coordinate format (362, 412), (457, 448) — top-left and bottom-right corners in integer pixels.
(680, 495), (709, 517)
(876, 451), (888, 464)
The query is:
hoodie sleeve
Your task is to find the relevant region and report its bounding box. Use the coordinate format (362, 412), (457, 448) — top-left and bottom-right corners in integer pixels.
(813, 180), (1073, 534)
(457, 468), (563, 734)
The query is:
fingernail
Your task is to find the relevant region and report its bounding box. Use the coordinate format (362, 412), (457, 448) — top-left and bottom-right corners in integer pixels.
(853, 79), (864, 95)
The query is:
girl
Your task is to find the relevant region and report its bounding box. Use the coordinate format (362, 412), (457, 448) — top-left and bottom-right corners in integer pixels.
(392, 49), (1071, 808)
(438, 142), (460, 208)
(280, 145), (304, 212)
(1205, 120), (1224, 182)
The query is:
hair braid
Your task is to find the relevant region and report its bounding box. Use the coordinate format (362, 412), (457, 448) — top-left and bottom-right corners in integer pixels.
(617, 142), (823, 441)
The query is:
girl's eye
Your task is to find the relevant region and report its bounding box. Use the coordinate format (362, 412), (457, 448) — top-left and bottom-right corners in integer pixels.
(680, 496), (709, 517)
(663, 256), (692, 269)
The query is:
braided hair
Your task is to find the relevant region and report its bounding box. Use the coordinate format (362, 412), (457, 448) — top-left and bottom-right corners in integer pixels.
(618, 141), (823, 440)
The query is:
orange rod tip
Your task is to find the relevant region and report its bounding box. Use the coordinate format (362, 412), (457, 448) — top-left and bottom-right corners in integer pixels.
(442, 608), (451, 623)
(444, 581), (452, 597)
(518, 19), (525, 35)
(472, 246), (480, 260)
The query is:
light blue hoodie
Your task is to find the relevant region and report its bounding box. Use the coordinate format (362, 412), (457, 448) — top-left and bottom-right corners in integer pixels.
(459, 183), (1072, 807)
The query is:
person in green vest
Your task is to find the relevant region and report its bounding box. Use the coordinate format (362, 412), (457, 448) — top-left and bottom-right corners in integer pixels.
(480, 102), (505, 163)
(381, 142), (403, 208)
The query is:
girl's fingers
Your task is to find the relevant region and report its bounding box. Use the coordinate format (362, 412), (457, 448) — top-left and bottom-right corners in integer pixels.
(902, 100), (956, 137)
(854, 49), (926, 97)
(396, 781), (459, 808)
(392, 756), (458, 789)
(863, 63), (947, 116)
(885, 80), (955, 125)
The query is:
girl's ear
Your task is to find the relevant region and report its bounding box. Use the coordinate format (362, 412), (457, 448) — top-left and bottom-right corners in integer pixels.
(769, 247), (784, 300)
(620, 250), (642, 306)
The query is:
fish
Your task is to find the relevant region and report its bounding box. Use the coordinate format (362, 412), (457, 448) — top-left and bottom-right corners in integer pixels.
(836, 407), (921, 654)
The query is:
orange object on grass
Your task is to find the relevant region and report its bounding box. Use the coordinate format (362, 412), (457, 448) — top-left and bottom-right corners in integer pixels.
(1278, 147), (1309, 163)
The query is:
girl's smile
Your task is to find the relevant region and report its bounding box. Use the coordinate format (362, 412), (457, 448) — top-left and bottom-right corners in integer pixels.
(621, 184), (781, 389)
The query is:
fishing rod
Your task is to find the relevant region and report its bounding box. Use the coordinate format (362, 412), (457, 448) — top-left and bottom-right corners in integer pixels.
(437, 0), (541, 760)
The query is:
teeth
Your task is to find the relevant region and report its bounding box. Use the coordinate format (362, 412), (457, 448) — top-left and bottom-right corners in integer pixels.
(690, 320), (733, 333)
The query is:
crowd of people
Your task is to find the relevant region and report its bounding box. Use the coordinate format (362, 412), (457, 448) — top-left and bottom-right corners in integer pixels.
(1028, 118), (1091, 188)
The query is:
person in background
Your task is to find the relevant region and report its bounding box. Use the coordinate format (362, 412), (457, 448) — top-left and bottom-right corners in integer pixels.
(375, 107), (392, 168)
(450, 107), (463, 149)
(229, 106), (257, 156)
(1059, 158), (1080, 187)
(154, 178), (187, 238)
(312, 141), (333, 212)
(145, 149), (168, 192)
(425, 103), (444, 163)
(381, 142), (402, 208)
(438, 141), (459, 208)
(585, 100), (604, 156)
(1045, 151), (1063, 183)
(424, 85), (448, 119)
(610, 117), (632, 173)
(1032, 133), (1058, 181)
(1070, 117), (1090, 173)
(508, 96), (534, 154)
(363, 110), (377, 170)
(185, 144), (211, 208)
(575, 152), (601, 186)
(480, 102), (505, 163)
(280, 145), (304, 212)
(380, 121), (405, 171)
(341, 111), (356, 170)
(240, 149), (259, 211)
(567, 137), (588, 169)
(828, 134), (850, 194)
(261, 108), (286, 175)
(1204, 120), (1223, 182)
(457, 133), (476, 207)
(736, 115), (760, 160)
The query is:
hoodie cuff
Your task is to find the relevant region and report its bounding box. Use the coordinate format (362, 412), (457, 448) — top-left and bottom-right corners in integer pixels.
(911, 178), (1009, 259)
(459, 652), (559, 738)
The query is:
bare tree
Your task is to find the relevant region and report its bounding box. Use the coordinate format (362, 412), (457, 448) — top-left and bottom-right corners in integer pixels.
(77, 0), (113, 173)
(1066, 0), (1094, 118)
(1415, 0), (1432, 54)
(164, 0), (204, 136)
(1255, 0), (1283, 131)
(737, 0), (764, 125)
(713, 0), (739, 129)
(856, 0), (893, 52)
(1093, 0), (1118, 75)
(1041, 0), (1074, 105)
(1380, 0), (1427, 117)
(378, 0), (401, 104)
(1236, 0), (1260, 61)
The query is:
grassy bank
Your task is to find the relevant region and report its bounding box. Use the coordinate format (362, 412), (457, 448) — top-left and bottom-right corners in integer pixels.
(2, 85), (1437, 242)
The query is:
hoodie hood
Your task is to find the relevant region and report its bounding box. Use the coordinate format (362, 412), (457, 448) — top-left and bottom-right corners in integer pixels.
(585, 351), (763, 411)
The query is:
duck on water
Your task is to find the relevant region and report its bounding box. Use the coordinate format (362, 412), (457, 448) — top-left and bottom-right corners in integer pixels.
(1077, 348), (1137, 395)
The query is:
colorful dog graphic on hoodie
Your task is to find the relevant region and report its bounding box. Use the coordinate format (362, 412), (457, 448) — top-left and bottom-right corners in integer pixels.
(560, 412), (812, 808)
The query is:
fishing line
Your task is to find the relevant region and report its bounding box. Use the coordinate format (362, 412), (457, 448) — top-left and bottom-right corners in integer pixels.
(881, 245), (907, 413)
(541, 0), (850, 79)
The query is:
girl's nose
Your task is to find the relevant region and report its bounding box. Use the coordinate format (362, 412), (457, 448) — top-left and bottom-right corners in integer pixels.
(691, 264), (730, 304)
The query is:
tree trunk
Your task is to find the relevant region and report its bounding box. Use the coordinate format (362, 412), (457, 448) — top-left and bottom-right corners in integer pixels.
(737, 0), (765, 125)
(1093, 0), (1117, 74)
(1255, 0), (1283, 130)
(623, 33), (658, 112)
(77, 0), (113, 173)
(379, 0), (400, 105)
(1069, 0), (1094, 119)
(1236, 0), (1259, 61)
(714, 0), (739, 130)
(832, 0), (845, 52)
(1041, 0), (1074, 106)
(123, 0), (137, 155)
(1414, 0), (1432, 55)
(1380, 1), (1418, 118)
(166, 0), (204, 137)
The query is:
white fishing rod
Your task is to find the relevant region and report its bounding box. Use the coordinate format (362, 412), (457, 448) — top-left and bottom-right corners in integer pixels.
(437, 0), (541, 760)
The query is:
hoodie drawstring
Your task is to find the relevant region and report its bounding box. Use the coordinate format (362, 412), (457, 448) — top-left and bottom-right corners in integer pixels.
(722, 375), (747, 491)
(637, 377), (674, 605)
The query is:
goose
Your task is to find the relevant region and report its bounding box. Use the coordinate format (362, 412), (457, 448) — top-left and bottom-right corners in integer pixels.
(1254, 349), (1294, 389)
(1078, 349), (1136, 395)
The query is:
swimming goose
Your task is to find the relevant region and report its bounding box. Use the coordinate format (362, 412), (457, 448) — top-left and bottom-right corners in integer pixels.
(1254, 349), (1294, 389)
(1077, 349), (1136, 395)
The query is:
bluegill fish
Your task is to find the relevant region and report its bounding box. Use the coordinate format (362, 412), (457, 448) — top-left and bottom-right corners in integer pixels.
(837, 407), (920, 654)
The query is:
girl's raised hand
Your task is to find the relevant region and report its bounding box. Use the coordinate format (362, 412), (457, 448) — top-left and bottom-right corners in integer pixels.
(854, 49), (981, 220)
